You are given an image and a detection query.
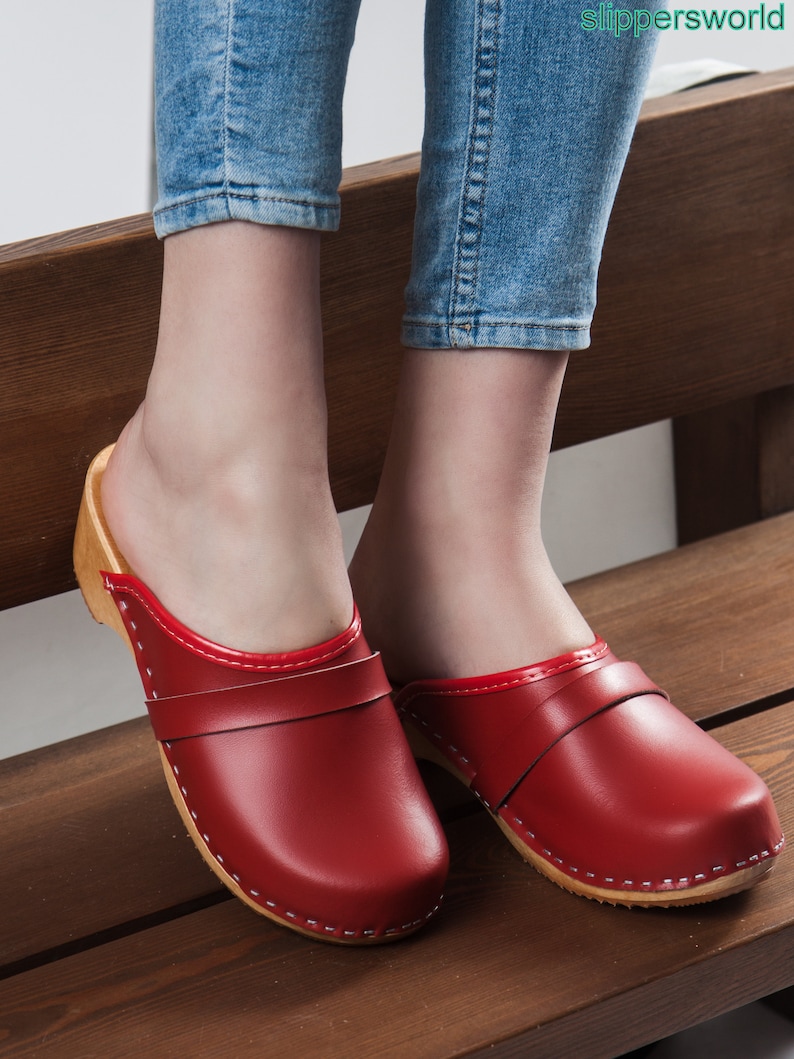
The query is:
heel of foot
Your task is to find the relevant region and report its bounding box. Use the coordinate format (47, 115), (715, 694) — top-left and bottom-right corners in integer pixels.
(73, 446), (134, 652)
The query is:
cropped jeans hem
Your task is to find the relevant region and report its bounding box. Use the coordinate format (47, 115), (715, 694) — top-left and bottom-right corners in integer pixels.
(154, 0), (662, 346)
(401, 318), (591, 352)
(153, 190), (341, 240)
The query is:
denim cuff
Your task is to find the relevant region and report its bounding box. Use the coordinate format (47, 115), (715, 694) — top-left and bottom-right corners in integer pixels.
(153, 191), (341, 239)
(401, 319), (592, 352)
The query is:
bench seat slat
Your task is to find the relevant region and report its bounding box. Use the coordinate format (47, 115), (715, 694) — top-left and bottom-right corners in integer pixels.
(3, 511), (794, 969)
(0, 717), (224, 969)
(0, 702), (791, 1058)
(570, 509), (794, 724)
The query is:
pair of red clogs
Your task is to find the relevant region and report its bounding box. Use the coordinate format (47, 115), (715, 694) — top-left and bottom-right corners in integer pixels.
(74, 448), (783, 944)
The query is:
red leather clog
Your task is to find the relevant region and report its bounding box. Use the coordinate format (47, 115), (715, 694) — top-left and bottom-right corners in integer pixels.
(395, 639), (783, 906)
(74, 448), (448, 943)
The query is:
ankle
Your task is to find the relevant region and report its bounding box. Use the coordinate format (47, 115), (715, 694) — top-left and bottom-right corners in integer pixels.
(351, 505), (593, 683)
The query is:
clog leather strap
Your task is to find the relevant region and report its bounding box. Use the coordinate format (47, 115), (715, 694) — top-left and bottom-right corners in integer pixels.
(146, 652), (392, 742)
(471, 661), (668, 810)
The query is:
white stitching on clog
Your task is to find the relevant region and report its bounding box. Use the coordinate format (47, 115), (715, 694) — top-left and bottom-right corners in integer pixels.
(134, 610), (442, 940)
(397, 641), (611, 710)
(404, 694), (784, 895)
(108, 577), (359, 671)
(508, 811), (783, 893)
(157, 746), (442, 939)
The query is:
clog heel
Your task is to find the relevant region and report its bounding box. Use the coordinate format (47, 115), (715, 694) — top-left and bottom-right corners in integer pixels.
(74, 445), (133, 647)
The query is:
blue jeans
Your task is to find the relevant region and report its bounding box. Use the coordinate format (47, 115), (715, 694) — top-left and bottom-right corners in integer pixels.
(154, 1), (660, 351)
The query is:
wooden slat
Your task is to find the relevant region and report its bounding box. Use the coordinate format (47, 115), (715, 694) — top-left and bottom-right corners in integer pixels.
(674, 385), (794, 544)
(0, 716), (222, 970)
(0, 70), (792, 610)
(3, 511), (794, 971)
(554, 66), (794, 448)
(568, 510), (794, 724)
(0, 221), (160, 610)
(673, 396), (761, 543)
(0, 702), (791, 1058)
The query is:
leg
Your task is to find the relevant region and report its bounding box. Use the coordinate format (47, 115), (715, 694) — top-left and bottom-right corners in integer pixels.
(103, 0), (365, 653)
(102, 221), (353, 654)
(354, 0), (783, 908)
(75, 0), (448, 944)
(352, 0), (660, 681)
(351, 346), (592, 684)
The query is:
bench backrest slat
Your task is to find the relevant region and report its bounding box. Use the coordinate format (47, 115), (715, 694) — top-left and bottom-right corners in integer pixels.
(1, 69), (792, 611)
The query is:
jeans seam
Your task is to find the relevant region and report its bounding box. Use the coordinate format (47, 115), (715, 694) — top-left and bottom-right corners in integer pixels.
(155, 190), (338, 214)
(222, 0), (236, 200)
(449, 0), (501, 347)
(403, 318), (590, 333)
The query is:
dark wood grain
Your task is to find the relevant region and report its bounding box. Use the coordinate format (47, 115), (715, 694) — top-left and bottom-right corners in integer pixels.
(673, 397), (760, 544)
(567, 510), (794, 724)
(674, 385), (794, 545)
(555, 66), (794, 449)
(0, 70), (792, 610)
(0, 703), (791, 1058)
(0, 717), (223, 969)
(758, 385), (794, 520)
(0, 222), (162, 609)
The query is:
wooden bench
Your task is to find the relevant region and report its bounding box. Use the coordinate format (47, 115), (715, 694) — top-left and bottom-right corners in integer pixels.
(1, 68), (793, 1057)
